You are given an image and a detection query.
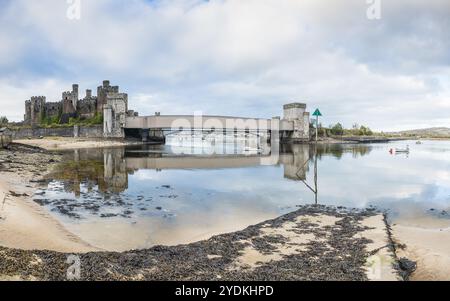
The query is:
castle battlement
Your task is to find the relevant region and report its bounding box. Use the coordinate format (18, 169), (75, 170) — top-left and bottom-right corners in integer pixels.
(24, 80), (127, 126)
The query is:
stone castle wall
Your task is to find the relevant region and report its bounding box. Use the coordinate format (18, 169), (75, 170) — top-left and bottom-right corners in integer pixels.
(12, 125), (104, 140)
(24, 96), (46, 125)
(77, 89), (97, 119)
(24, 80), (125, 127)
(97, 80), (119, 114)
(45, 102), (62, 120)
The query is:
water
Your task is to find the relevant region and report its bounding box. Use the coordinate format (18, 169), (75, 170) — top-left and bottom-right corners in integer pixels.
(34, 139), (450, 251)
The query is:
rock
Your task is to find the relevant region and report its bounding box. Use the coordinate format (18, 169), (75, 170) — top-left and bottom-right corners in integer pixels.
(398, 258), (417, 274)
(9, 191), (29, 197)
(30, 179), (47, 183)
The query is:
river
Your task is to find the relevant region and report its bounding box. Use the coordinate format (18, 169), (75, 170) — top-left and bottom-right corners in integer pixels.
(33, 138), (450, 251)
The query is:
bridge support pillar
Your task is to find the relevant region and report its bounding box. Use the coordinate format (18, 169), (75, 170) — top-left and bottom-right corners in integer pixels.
(141, 129), (149, 142)
(148, 128), (166, 143)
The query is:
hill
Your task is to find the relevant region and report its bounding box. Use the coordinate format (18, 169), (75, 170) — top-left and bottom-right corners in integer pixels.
(389, 127), (450, 138)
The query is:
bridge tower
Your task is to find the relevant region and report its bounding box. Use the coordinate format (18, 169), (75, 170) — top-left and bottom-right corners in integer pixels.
(281, 103), (310, 142)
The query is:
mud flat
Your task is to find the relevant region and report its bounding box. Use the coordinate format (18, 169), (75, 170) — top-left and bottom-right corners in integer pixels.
(13, 137), (144, 151)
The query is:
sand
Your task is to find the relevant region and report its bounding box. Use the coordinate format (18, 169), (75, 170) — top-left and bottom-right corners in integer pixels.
(230, 213), (398, 281)
(13, 137), (142, 151)
(0, 145), (98, 253)
(392, 216), (450, 281)
(357, 215), (399, 281)
(0, 175), (97, 253)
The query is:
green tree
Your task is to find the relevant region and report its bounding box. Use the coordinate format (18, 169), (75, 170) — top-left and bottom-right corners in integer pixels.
(0, 116), (8, 126)
(330, 123), (344, 136)
(358, 125), (373, 136)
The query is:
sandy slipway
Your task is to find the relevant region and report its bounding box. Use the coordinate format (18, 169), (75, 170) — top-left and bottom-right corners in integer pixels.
(0, 205), (408, 281)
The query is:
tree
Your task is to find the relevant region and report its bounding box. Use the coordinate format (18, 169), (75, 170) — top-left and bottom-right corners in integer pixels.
(330, 123), (344, 136)
(0, 116), (8, 126)
(358, 125), (373, 136)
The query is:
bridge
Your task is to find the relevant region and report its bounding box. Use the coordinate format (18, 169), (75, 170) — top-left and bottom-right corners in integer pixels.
(103, 103), (311, 143)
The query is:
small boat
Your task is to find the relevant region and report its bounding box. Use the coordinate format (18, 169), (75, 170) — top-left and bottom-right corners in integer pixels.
(389, 145), (410, 154)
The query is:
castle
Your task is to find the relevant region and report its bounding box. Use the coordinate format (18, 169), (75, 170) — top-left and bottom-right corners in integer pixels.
(24, 80), (133, 126)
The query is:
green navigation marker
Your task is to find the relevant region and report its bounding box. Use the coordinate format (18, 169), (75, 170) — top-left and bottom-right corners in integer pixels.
(312, 109), (322, 117)
(313, 108), (322, 143)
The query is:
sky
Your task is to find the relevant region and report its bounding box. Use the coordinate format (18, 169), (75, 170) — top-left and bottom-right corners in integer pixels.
(0, 0), (449, 131)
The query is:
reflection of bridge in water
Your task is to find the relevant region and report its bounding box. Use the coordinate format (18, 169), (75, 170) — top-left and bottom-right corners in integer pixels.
(49, 143), (372, 196)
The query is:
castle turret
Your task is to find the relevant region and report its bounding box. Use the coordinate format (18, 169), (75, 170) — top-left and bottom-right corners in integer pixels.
(78, 88), (98, 119)
(28, 96), (46, 125)
(97, 80), (122, 114)
(72, 84), (79, 108)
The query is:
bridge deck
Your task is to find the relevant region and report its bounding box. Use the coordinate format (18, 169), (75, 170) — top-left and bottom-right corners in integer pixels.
(125, 115), (294, 131)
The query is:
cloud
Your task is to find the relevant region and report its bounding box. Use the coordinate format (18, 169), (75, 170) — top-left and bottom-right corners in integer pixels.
(0, 0), (449, 131)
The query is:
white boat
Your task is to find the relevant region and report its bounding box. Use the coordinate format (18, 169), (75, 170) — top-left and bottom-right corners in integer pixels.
(389, 145), (410, 154)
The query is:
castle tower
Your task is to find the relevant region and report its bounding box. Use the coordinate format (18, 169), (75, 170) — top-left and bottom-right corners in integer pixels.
(72, 84), (79, 108)
(97, 80), (121, 114)
(29, 96), (46, 125)
(24, 100), (31, 125)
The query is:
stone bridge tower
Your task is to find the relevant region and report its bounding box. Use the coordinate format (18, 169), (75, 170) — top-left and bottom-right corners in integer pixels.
(281, 103), (310, 142)
(103, 92), (128, 138)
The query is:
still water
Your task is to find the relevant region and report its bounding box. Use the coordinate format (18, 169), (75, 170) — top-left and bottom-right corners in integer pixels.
(34, 138), (450, 251)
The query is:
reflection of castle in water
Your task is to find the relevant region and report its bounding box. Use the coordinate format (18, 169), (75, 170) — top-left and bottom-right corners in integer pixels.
(49, 148), (131, 196)
(49, 140), (372, 196)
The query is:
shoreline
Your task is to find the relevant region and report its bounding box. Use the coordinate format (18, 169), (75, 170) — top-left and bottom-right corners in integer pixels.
(0, 144), (98, 253)
(13, 137), (149, 151)
(392, 216), (450, 281)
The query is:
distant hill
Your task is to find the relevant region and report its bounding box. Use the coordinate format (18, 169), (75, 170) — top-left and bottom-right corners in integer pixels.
(389, 127), (450, 137)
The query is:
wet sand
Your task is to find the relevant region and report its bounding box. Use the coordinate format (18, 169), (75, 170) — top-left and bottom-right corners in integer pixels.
(0, 144), (97, 253)
(13, 137), (143, 151)
(393, 216), (450, 281)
